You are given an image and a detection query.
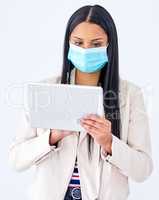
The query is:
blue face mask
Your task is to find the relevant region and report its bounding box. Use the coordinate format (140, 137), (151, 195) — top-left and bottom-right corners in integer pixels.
(67, 43), (108, 73)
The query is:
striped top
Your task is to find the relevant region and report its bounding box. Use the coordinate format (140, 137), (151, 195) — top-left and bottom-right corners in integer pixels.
(68, 156), (81, 188)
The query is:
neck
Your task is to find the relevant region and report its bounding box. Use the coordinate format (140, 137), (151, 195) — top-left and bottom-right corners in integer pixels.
(75, 69), (101, 86)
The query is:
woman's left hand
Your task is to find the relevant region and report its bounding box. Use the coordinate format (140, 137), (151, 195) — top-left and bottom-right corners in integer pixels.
(80, 114), (112, 155)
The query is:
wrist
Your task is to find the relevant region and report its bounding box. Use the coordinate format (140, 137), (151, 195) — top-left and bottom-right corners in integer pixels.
(49, 132), (54, 146)
(49, 130), (61, 145)
(102, 135), (112, 155)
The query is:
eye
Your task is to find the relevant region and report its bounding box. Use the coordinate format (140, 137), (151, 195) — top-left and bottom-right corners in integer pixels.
(74, 41), (83, 46)
(92, 43), (102, 47)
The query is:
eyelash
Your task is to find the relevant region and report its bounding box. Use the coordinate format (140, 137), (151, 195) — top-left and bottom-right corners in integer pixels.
(74, 41), (82, 46)
(74, 41), (102, 47)
(93, 43), (102, 47)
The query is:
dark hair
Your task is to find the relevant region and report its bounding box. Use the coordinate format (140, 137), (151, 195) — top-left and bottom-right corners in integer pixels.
(60, 4), (121, 159)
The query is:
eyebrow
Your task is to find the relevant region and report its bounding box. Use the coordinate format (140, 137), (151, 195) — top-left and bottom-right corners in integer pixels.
(72, 36), (104, 41)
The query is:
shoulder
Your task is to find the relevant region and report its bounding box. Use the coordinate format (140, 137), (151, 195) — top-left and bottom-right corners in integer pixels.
(37, 75), (62, 84)
(119, 77), (143, 97)
(119, 77), (145, 110)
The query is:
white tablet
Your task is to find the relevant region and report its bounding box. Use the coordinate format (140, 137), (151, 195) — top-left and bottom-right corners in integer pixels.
(25, 82), (104, 132)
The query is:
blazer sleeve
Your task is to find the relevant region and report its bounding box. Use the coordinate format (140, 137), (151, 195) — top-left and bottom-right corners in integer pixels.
(101, 84), (153, 182)
(8, 76), (62, 172)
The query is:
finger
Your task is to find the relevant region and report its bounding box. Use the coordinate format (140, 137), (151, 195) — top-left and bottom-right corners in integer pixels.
(65, 133), (74, 136)
(61, 132), (74, 138)
(62, 130), (73, 134)
(83, 121), (111, 135)
(82, 123), (100, 137)
(81, 118), (111, 132)
(84, 125), (101, 139)
(80, 119), (103, 130)
(60, 130), (74, 137)
(83, 114), (110, 126)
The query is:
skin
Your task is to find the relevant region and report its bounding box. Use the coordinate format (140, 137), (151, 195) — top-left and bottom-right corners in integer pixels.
(50, 22), (112, 155)
(70, 21), (108, 86)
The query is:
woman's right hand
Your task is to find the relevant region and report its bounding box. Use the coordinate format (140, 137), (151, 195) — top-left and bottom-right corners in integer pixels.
(49, 129), (74, 145)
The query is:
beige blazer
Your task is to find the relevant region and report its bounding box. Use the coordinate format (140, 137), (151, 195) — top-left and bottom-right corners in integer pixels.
(8, 67), (153, 200)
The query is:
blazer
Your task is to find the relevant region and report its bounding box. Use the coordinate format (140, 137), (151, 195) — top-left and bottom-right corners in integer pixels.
(8, 67), (153, 200)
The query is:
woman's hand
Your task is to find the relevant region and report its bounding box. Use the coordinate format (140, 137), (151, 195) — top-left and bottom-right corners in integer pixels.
(80, 114), (112, 155)
(49, 129), (74, 146)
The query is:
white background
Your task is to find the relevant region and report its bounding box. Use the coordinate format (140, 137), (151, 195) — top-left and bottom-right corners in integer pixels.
(0, 0), (158, 199)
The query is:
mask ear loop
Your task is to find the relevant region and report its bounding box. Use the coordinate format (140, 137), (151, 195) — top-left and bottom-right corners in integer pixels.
(67, 71), (70, 84)
(67, 42), (72, 84)
(97, 42), (109, 87)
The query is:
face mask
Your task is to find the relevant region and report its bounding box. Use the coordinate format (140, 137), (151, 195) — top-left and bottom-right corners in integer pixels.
(67, 43), (108, 73)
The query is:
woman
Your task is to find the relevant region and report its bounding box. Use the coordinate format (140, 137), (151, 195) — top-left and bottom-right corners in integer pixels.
(9, 4), (153, 200)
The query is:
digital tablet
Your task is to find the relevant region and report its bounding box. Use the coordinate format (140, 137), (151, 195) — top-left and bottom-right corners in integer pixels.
(26, 83), (104, 132)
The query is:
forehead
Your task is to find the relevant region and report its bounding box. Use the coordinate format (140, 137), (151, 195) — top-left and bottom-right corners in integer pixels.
(70, 22), (107, 40)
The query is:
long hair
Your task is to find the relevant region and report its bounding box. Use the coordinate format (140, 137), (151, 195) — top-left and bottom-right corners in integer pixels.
(60, 4), (121, 159)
